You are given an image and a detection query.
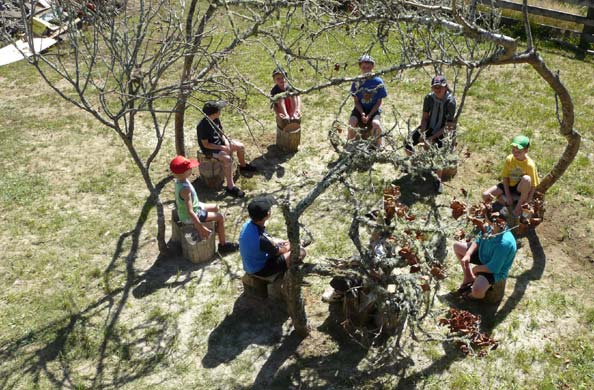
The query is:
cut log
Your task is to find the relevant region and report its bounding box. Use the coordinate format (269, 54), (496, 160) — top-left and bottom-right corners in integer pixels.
(196, 153), (225, 189)
(484, 279), (506, 304)
(241, 273), (282, 299)
(171, 209), (216, 264)
(276, 125), (301, 152)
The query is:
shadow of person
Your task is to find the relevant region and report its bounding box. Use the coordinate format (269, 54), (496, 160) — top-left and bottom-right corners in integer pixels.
(248, 145), (295, 180)
(202, 293), (289, 369)
(132, 251), (213, 299)
(484, 228), (546, 332)
(392, 172), (440, 206)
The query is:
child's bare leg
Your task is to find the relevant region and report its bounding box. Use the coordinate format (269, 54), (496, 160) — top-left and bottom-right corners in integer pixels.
(201, 203), (219, 213)
(229, 140), (247, 167)
(215, 153), (235, 189)
(281, 247), (307, 267)
(372, 119), (382, 147)
(469, 275), (491, 299)
(483, 185), (502, 203)
(205, 212), (226, 244)
(514, 175), (532, 216)
(348, 116), (359, 140)
(453, 240), (474, 285)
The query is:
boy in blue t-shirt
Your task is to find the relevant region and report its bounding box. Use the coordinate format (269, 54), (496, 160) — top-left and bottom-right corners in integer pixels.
(452, 218), (517, 299)
(239, 197), (306, 277)
(170, 155), (238, 254)
(348, 54), (387, 147)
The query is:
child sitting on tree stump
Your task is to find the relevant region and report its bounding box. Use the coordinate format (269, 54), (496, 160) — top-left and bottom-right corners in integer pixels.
(348, 54), (387, 148)
(271, 68), (302, 130)
(482, 135), (539, 217)
(239, 197), (306, 277)
(170, 155), (239, 255)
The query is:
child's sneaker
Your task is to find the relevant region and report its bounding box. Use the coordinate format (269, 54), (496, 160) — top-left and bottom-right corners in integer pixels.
(239, 163), (257, 173)
(225, 186), (245, 198)
(322, 288), (344, 303)
(218, 242), (239, 254)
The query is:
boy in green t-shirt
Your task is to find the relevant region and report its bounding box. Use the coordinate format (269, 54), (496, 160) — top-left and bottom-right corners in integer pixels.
(170, 155), (238, 254)
(482, 135), (539, 217)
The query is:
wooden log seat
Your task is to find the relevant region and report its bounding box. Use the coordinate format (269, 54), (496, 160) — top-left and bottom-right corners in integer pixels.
(241, 272), (283, 300)
(171, 209), (216, 264)
(276, 122), (301, 153)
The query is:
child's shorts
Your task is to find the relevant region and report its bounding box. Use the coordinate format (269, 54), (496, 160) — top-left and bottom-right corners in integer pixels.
(469, 246), (495, 285)
(254, 254), (287, 277)
(496, 182), (520, 196)
(350, 109), (381, 125)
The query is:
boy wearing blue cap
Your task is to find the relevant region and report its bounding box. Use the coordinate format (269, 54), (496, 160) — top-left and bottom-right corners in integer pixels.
(348, 54), (387, 147)
(482, 135), (539, 217)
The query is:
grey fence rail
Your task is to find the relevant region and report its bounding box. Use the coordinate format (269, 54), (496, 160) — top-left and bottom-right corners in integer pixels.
(474, 0), (594, 48)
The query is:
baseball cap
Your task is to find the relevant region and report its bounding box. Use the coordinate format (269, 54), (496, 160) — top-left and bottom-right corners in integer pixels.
(248, 197), (273, 220)
(358, 54), (375, 64)
(431, 75), (447, 87)
(203, 100), (227, 116)
(272, 67), (285, 77)
(511, 135), (530, 150)
(170, 155), (199, 174)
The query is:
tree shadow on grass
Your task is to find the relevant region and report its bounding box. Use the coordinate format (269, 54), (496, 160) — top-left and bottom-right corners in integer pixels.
(245, 303), (414, 389)
(202, 293), (289, 369)
(131, 250), (213, 299)
(395, 229), (546, 388)
(0, 177), (179, 390)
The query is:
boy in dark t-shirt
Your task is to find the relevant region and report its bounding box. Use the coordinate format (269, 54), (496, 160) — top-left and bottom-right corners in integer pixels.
(406, 75), (456, 153)
(196, 100), (257, 198)
(271, 68), (302, 130)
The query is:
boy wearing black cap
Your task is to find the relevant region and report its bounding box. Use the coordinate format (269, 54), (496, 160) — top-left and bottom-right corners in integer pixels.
(271, 68), (302, 129)
(170, 155), (238, 254)
(406, 75), (456, 154)
(196, 100), (257, 198)
(239, 197), (306, 277)
(348, 54), (387, 147)
(482, 135), (539, 217)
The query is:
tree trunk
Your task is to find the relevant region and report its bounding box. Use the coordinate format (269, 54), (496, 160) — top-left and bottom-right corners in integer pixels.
(174, 1), (218, 156)
(526, 51), (581, 194)
(283, 209), (309, 337)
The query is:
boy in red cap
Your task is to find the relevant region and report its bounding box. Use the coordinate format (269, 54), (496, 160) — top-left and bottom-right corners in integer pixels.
(170, 155), (238, 254)
(482, 135), (539, 217)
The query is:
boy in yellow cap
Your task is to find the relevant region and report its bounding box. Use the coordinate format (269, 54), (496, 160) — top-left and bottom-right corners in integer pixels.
(482, 135), (539, 217)
(170, 155), (238, 254)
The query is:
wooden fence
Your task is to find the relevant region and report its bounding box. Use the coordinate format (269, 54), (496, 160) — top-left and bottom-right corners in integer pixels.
(474, 0), (594, 48)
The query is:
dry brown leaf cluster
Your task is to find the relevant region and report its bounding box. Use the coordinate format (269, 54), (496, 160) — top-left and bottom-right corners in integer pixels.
(439, 308), (498, 356)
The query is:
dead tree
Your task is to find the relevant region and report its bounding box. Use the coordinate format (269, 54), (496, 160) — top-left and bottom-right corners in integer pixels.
(265, 0), (580, 342)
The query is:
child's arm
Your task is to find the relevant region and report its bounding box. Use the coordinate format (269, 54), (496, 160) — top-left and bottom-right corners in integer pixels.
(181, 188), (212, 239)
(292, 95), (302, 118)
(275, 99), (290, 118)
(367, 98), (382, 120)
(353, 95), (365, 120)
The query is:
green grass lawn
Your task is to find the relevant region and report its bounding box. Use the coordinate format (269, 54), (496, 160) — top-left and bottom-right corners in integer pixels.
(1, 7), (594, 389)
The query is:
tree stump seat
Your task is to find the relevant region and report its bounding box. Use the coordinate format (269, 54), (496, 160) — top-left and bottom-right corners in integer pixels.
(171, 209), (216, 264)
(276, 122), (301, 153)
(195, 151), (237, 189)
(483, 278), (506, 304)
(241, 272), (283, 300)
